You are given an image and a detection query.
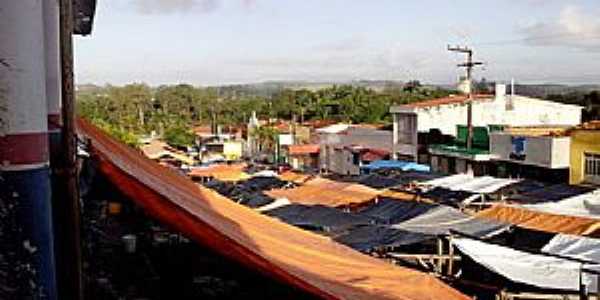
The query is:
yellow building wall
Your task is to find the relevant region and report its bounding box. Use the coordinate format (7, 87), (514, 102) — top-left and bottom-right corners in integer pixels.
(570, 130), (600, 185)
(223, 141), (243, 161)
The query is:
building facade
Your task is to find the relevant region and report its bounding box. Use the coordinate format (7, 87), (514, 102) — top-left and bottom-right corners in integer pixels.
(317, 125), (393, 175)
(489, 127), (571, 183)
(390, 84), (583, 161)
(569, 122), (600, 185)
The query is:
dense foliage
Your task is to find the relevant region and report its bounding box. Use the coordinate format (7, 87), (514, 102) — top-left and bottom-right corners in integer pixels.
(545, 91), (600, 122)
(76, 82), (455, 145)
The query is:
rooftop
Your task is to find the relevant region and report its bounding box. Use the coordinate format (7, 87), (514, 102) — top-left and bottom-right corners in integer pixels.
(392, 94), (493, 111)
(498, 125), (572, 137)
(288, 144), (320, 155)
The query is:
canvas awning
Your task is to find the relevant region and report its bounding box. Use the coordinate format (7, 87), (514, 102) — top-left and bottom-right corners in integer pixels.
(477, 205), (600, 237)
(454, 238), (598, 292)
(189, 163), (249, 182)
(278, 171), (313, 184)
(77, 119), (468, 300)
(522, 189), (600, 219)
(265, 178), (381, 207)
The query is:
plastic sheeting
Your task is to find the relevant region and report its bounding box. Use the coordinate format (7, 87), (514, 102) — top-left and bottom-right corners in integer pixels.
(542, 234), (600, 263)
(77, 119), (469, 300)
(335, 226), (432, 252)
(360, 160), (431, 173)
(265, 178), (381, 207)
(357, 199), (437, 225)
(522, 189), (600, 220)
(393, 206), (508, 237)
(478, 205), (600, 237)
(264, 204), (374, 233)
(454, 238), (598, 292)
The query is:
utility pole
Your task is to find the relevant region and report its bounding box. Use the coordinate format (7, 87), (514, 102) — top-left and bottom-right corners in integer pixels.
(447, 45), (483, 150)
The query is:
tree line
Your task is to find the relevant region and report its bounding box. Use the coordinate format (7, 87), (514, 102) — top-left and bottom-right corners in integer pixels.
(77, 82), (454, 146)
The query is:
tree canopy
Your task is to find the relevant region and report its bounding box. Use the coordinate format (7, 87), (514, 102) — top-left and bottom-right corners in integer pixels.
(76, 82), (456, 145)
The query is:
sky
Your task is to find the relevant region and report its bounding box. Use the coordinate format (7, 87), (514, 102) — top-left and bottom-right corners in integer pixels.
(75, 0), (600, 86)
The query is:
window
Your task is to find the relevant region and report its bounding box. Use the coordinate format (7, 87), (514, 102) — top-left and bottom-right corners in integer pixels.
(584, 153), (600, 184)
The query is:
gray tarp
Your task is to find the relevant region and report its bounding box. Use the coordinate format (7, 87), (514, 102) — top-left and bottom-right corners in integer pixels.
(334, 225), (433, 252)
(392, 206), (509, 237)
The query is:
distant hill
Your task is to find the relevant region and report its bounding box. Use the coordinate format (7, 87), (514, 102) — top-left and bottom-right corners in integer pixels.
(512, 84), (600, 98)
(212, 80), (407, 97)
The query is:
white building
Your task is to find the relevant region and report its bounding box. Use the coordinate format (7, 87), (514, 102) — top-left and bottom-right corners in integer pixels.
(390, 84), (583, 161)
(316, 124), (393, 175)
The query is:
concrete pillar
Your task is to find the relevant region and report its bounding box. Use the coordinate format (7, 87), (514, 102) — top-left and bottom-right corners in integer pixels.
(44, 0), (62, 149)
(0, 1), (57, 299)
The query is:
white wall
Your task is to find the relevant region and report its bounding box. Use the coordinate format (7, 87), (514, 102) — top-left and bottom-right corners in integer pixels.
(489, 133), (571, 168)
(411, 95), (582, 136)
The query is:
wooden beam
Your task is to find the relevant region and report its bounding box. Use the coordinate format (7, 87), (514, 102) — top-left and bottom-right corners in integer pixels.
(58, 0), (83, 299)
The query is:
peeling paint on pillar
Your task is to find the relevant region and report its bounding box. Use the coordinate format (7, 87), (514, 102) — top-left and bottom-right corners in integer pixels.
(0, 1), (57, 299)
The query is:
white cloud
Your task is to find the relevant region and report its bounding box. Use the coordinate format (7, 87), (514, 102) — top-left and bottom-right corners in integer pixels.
(519, 5), (600, 51)
(133, 0), (219, 14)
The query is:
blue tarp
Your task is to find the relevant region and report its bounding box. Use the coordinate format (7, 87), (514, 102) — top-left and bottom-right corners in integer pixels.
(361, 160), (431, 173)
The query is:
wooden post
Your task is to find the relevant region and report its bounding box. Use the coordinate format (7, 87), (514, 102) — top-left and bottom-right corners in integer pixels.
(448, 235), (455, 276)
(58, 0), (84, 299)
(437, 237), (444, 273)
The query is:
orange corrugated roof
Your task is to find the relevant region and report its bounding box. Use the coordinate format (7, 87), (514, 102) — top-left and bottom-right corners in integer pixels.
(288, 144), (320, 155)
(403, 94), (492, 109)
(77, 119), (469, 300)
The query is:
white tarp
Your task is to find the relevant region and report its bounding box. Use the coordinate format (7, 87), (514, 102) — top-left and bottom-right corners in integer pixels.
(522, 189), (600, 220)
(421, 174), (520, 194)
(542, 234), (600, 263)
(454, 238), (598, 292)
(256, 198), (291, 212)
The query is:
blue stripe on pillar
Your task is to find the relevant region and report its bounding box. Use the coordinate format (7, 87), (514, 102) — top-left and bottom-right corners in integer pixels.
(1, 167), (57, 300)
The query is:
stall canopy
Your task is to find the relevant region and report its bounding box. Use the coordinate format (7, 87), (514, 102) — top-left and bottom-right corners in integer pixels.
(265, 178), (381, 207)
(421, 174), (520, 194)
(542, 234), (600, 263)
(477, 205), (600, 237)
(77, 119), (469, 300)
(278, 171), (313, 184)
(264, 204), (374, 233)
(357, 198), (437, 225)
(335, 225), (433, 252)
(189, 163), (250, 182)
(454, 238), (598, 292)
(392, 206), (509, 237)
(510, 183), (596, 204)
(522, 189), (600, 219)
